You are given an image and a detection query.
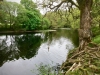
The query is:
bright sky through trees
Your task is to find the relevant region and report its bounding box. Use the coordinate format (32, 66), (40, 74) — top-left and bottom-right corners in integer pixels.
(6, 0), (20, 3)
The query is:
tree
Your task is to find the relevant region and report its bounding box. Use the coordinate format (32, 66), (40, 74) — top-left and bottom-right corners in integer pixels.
(22, 10), (41, 30)
(38, 0), (93, 50)
(77, 0), (93, 50)
(20, 0), (37, 10)
(45, 9), (80, 29)
(41, 17), (50, 29)
(38, 0), (100, 74)
(0, 1), (9, 27)
(19, 0), (42, 30)
(0, 1), (20, 29)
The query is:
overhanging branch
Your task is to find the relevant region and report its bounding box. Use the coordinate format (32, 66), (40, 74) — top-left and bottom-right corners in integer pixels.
(48, 0), (79, 11)
(48, 0), (67, 10)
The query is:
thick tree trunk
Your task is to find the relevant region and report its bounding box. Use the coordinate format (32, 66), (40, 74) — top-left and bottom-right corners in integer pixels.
(79, 0), (93, 50)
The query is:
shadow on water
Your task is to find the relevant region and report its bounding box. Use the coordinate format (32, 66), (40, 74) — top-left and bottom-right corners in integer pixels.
(0, 28), (79, 75)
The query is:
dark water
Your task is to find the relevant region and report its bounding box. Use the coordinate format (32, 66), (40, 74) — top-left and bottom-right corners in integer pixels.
(0, 29), (79, 75)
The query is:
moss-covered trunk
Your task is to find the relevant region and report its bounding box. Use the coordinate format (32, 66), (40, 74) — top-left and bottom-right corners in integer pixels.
(78, 0), (93, 50)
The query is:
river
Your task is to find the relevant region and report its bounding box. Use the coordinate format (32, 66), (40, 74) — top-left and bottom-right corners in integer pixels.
(0, 29), (79, 75)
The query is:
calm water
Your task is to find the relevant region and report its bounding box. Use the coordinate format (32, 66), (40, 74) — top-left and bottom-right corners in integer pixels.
(0, 29), (78, 75)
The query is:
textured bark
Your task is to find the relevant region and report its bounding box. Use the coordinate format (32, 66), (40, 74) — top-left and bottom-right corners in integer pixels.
(79, 0), (93, 50)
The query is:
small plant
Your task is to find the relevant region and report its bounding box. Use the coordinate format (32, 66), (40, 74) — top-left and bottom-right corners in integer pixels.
(32, 63), (63, 75)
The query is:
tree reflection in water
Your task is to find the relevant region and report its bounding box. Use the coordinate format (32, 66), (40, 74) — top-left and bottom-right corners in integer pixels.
(0, 33), (43, 67)
(0, 29), (79, 75)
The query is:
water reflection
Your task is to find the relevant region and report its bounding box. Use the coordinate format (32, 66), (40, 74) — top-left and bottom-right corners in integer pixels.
(0, 29), (78, 75)
(0, 34), (43, 67)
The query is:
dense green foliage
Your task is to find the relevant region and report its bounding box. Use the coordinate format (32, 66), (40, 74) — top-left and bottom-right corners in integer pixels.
(0, 0), (100, 35)
(0, 0), (80, 31)
(0, 0), (50, 31)
(17, 9), (41, 30)
(93, 35), (100, 44)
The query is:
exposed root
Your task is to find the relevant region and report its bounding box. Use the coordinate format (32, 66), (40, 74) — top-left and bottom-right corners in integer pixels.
(61, 43), (100, 75)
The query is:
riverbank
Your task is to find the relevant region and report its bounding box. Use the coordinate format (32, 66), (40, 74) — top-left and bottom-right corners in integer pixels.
(0, 30), (56, 34)
(61, 42), (100, 75)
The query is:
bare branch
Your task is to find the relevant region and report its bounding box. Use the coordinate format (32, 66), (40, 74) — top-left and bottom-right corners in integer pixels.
(69, 0), (79, 8)
(48, 0), (67, 10)
(47, 0), (79, 11)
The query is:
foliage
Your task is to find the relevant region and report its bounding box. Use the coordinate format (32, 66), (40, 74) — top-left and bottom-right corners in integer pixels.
(91, 0), (100, 44)
(45, 8), (80, 29)
(92, 26), (100, 37)
(0, 0), (43, 31)
(19, 10), (41, 30)
(0, 0), (80, 31)
(19, 0), (42, 30)
(32, 63), (64, 75)
(0, 1), (19, 29)
(41, 18), (50, 29)
(93, 35), (100, 44)
(91, 0), (100, 36)
(20, 0), (37, 10)
(36, 64), (53, 75)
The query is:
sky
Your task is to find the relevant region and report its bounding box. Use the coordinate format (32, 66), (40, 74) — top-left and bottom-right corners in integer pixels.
(6, 0), (38, 3)
(6, 0), (20, 3)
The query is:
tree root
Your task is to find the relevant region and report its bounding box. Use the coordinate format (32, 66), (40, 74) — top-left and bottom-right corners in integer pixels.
(61, 44), (100, 75)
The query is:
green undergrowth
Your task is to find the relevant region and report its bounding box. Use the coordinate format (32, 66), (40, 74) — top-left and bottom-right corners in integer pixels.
(93, 35), (100, 45)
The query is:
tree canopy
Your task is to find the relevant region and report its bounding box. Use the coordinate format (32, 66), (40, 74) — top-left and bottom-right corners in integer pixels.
(0, 0), (49, 30)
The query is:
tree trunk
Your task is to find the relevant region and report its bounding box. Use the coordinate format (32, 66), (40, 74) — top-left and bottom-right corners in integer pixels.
(79, 0), (93, 50)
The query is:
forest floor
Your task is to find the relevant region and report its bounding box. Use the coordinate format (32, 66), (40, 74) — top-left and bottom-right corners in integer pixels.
(61, 42), (100, 75)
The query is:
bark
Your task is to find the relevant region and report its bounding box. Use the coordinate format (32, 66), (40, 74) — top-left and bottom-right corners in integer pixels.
(79, 0), (93, 50)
